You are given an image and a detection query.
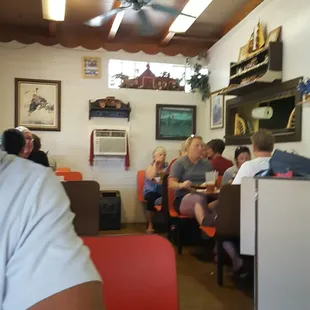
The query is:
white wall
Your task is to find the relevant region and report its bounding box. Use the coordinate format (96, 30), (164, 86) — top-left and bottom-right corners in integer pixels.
(0, 42), (206, 223)
(206, 0), (310, 159)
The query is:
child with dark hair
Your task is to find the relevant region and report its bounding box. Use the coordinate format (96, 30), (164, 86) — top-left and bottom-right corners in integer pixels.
(1, 129), (25, 156)
(206, 139), (233, 175)
(222, 146), (251, 185)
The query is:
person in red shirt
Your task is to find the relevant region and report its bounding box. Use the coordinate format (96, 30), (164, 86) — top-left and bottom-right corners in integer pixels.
(206, 139), (233, 175)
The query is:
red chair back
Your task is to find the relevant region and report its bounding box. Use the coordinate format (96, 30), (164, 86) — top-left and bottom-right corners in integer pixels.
(137, 170), (146, 202)
(216, 175), (223, 188)
(167, 158), (178, 174)
(56, 167), (71, 172)
(56, 171), (83, 181)
(83, 235), (179, 310)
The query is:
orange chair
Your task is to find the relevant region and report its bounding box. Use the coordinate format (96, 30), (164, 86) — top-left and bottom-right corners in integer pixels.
(200, 225), (216, 238)
(154, 204), (162, 212)
(82, 235), (179, 310)
(56, 171), (83, 181)
(56, 167), (71, 172)
(137, 170), (146, 203)
(161, 174), (192, 254)
(216, 175), (223, 188)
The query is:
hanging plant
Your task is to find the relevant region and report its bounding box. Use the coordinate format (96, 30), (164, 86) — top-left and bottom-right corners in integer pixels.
(187, 63), (210, 102)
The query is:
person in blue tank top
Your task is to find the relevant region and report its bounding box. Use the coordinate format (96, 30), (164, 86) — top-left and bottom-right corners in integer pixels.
(143, 146), (168, 233)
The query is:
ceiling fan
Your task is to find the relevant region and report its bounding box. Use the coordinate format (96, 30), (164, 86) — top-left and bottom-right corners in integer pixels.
(84, 0), (194, 35)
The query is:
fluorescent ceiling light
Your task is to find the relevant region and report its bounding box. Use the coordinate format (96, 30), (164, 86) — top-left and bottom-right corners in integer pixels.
(169, 0), (213, 33)
(42, 0), (66, 21)
(169, 15), (196, 33)
(86, 16), (105, 27)
(109, 11), (125, 38)
(182, 0), (213, 18)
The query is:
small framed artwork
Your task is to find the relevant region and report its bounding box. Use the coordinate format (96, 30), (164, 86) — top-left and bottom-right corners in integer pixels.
(156, 104), (196, 140)
(210, 90), (225, 129)
(266, 26), (281, 46)
(15, 78), (61, 131)
(238, 44), (249, 62)
(82, 56), (101, 78)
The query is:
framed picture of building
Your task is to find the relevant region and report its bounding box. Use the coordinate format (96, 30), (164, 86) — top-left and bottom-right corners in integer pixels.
(210, 90), (225, 129)
(82, 56), (101, 78)
(15, 78), (61, 131)
(156, 104), (196, 140)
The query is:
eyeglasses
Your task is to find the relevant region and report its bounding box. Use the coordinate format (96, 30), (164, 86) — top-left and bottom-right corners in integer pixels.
(25, 137), (34, 142)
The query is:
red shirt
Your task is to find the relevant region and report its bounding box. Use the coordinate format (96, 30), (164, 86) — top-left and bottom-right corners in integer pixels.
(211, 156), (233, 175)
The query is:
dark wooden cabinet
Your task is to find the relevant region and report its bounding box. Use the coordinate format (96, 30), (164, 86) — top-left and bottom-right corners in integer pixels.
(224, 42), (283, 97)
(225, 78), (302, 145)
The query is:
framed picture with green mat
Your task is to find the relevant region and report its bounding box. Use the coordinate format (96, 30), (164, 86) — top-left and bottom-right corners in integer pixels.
(156, 104), (196, 140)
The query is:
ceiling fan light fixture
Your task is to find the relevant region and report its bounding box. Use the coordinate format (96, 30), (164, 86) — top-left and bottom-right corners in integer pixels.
(42, 0), (66, 21)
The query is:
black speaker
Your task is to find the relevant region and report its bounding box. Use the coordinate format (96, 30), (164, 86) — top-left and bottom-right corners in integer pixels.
(99, 190), (121, 230)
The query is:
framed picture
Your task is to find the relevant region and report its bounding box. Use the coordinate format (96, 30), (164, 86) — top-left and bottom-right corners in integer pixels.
(266, 26), (281, 46)
(238, 44), (249, 62)
(156, 104), (196, 140)
(210, 90), (225, 129)
(15, 78), (61, 131)
(82, 56), (101, 78)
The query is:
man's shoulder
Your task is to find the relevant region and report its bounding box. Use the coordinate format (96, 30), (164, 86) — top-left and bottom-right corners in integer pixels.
(0, 152), (50, 182)
(240, 160), (252, 169)
(245, 157), (270, 168)
(214, 156), (232, 162)
(223, 156), (233, 165)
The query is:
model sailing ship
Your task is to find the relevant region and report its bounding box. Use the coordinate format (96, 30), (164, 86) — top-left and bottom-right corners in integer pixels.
(247, 20), (266, 54)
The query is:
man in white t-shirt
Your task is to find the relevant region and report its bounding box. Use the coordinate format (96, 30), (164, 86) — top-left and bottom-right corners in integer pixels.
(0, 151), (104, 310)
(233, 129), (274, 185)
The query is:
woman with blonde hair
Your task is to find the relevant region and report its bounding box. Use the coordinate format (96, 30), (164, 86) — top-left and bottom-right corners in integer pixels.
(15, 126), (33, 159)
(169, 136), (214, 216)
(143, 146), (168, 233)
(167, 139), (189, 174)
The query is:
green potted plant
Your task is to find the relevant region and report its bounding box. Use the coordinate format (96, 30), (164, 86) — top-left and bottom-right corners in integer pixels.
(188, 63), (210, 101)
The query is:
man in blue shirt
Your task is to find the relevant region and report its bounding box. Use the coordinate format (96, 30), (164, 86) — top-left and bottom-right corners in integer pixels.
(0, 151), (104, 309)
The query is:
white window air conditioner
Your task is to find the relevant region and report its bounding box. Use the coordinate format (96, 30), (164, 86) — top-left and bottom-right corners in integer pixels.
(93, 129), (127, 156)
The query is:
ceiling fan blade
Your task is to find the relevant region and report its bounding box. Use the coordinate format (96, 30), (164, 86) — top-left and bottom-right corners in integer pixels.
(149, 3), (195, 18)
(137, 9), (155, 36)
(140, 0), (152, 4)
(149, 3), (179, 16)
(85, 7), (126, 27)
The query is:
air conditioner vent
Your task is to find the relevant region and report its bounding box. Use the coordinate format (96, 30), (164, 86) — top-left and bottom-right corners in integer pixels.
(93, 129), (127, 156)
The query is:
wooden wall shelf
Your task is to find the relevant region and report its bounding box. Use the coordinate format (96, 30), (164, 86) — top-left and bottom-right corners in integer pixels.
(223, 42), (283, 97)
(89, 103), (131, 121)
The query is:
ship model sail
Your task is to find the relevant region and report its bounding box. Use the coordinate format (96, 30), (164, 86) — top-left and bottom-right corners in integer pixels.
(248, 29), (255, 53)
(256, 20), (265, 50)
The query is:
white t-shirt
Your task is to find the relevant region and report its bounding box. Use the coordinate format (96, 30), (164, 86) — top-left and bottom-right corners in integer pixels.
(0, 151), (101, 310)
(232, 157), (271, 185)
